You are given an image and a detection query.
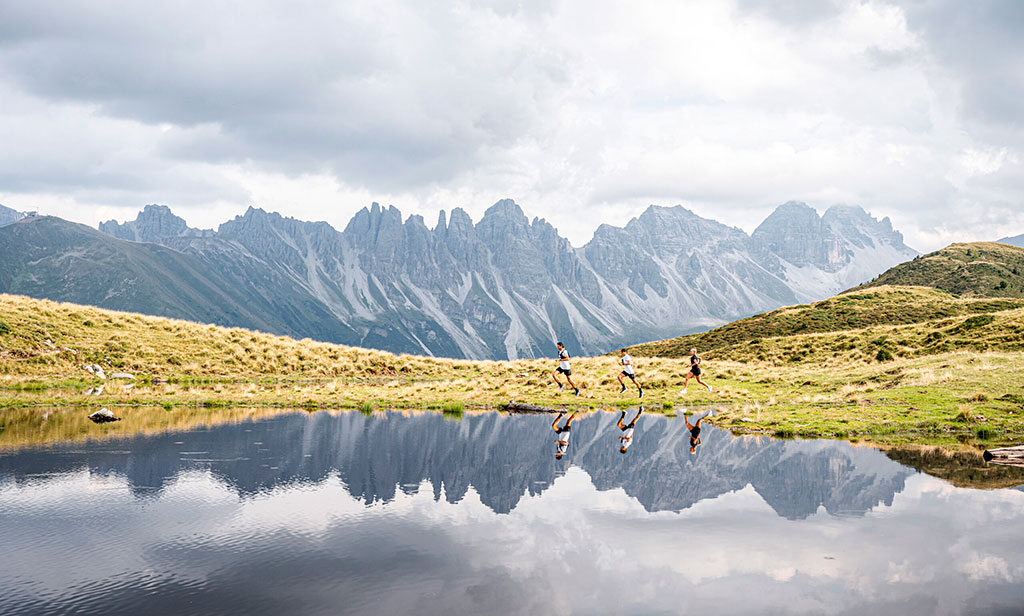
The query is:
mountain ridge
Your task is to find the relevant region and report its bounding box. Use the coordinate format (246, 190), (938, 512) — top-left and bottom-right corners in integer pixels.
(2, 199), (917, 359)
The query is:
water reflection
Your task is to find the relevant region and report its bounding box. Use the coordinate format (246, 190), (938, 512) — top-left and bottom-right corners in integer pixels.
(685, 408), (711, 454)
(1, 409), (1023, 616)
(0, 409), (931, 517)
(552, 411), (579, 459)
(616, 407), (643, 454)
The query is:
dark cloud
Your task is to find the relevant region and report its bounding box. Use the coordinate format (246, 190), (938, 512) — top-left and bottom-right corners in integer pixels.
(0, 1), (565, 190)
(899, 0), (1024, 129)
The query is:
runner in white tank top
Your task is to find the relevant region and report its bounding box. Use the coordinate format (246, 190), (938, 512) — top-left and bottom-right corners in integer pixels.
(616, 348), (644, 398)
(617, 407), (643, 454)
(551, 342), (580, 396)
(552, 411), (579, 459)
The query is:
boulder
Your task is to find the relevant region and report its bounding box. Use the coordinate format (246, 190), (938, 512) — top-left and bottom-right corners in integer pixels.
(88, 408), (120, 423)
(83, 364), (106, 380)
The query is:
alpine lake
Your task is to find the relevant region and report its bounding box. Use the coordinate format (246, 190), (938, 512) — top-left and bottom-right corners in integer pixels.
(2, 406), (1023, 615)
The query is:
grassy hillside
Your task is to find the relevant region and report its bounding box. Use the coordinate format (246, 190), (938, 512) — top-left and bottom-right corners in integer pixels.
(630, 285), (1024, 363)
(853, 242), (1024, 297)
(3, 293), (1024, 447)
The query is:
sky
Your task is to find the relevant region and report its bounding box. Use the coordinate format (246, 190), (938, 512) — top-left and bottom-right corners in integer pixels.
(0, 0), (1022, 251)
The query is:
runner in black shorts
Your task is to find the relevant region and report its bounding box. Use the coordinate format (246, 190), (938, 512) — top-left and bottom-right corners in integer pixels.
(552, 341), (580, 396)
(617, 406), (643, 454)
(552, 411), (579, 459)
(682, 347), (712, 394)
(616, 348), (644, 398)
(685, 408), (712, 454)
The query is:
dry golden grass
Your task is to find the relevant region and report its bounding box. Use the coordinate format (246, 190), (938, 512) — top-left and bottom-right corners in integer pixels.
(3, 293), (1024, 445)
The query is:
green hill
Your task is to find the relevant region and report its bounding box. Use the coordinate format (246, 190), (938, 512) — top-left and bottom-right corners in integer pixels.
(631, 242), (1024, 363)
(852, 242), (1024, 297)
(630, 285), (1024, 364)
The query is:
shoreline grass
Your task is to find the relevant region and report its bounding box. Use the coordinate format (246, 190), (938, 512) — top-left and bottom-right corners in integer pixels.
(3, 293), (1024, 447)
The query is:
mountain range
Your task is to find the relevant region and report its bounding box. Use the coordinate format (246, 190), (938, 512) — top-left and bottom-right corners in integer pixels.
(0, 199), (916, 359)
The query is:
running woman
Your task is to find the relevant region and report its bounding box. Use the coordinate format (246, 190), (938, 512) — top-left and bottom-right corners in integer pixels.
(552, 341), (580, 396)
(685, 408), (713, 454)
(617, 407), (643, 454)
(682, 347), (712, 394)
(617, 348), (644, 398)
(552, 411), (579, 459)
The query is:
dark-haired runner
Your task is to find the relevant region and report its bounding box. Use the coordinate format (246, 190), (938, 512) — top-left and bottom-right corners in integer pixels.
(552, 411), (579, 459)
(617, 407), (643, 454)
(552, 341), (580, 396)
(617, 348), (644, 398)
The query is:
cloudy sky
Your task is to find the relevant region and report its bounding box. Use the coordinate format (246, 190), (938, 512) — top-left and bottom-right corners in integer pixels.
(0, 0), (1022, 250)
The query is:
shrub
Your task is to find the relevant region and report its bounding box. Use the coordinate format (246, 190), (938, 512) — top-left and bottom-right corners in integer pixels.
(975, 426), (996, 439)
(875, 348), (894, 362)
(441, 400), (464, 414)
(0, 320), (9, 335)
(954, 407), (978, 423)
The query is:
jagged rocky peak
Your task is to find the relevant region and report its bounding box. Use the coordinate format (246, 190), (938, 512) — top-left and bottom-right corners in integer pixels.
(99, 204), (212, 244)
(822, 204), (907, 249)
(0, 203), (26, 227)
(752, 201), (829, 267)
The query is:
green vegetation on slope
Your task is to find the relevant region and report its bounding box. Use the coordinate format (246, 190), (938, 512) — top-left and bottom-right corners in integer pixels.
(630, 285), (1024, 362)
(853, 241), (1024, 297)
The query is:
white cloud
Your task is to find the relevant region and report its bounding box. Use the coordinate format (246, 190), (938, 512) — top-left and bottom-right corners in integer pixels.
(0, 0), (1022, 249)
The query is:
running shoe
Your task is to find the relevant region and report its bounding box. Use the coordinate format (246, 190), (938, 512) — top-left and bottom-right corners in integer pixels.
(707, 385), (713, 393)
(558, 383), (564, 392)
(639, 389), (644, 399)
(619, 385), (626, 394)
(681, 388), (688, 395)
(574, 388), (580, 396)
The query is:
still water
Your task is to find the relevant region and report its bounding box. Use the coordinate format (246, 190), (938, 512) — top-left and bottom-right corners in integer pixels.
(2, 409), (1023, 615)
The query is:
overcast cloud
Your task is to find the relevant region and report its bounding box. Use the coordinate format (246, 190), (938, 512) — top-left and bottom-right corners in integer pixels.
(0, 0), (1022, 249)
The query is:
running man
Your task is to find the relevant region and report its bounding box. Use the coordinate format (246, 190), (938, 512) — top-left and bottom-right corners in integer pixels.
(682, 347), (712, 394)
(617, 348), (644, 398)
(552, 341), (580, 396)
(552, 411), (579, 459)
(617, 407), (643, 454)
(685, 408), (713, 454)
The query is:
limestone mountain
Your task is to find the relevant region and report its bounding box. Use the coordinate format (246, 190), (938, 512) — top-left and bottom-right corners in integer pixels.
(99, 204), (213, 243)
(1, 199), (917, 359)
(0, 216), (352, 342)
(0, 203), (25, 227)
(751, 201), (915, 301)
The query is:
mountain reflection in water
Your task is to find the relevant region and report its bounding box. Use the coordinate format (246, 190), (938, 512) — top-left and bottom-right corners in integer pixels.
(1, 409), (1023, 616)
(1, 410), (913, 518)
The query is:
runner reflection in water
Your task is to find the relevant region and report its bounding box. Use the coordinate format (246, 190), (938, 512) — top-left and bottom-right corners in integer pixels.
(685, 409), (714, 454)
(617, 407), (643, 454)
(552, 411), (579, 459)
